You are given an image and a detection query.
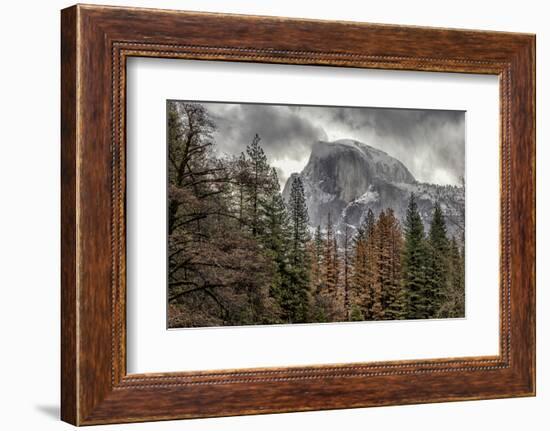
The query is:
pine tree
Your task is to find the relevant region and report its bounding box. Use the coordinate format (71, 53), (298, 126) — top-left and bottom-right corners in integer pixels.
(350, 209), (377, 320)
(427, 202), (450, 317)
(314, 225), (323, 273)
(342, 224), (352, 319)
(308, 225), (334, 322)
(439, 236), (465, 318)
(245, 134), (271, 237)
(234, 152), (248, 229)
(323, 213), (335, 296)
(351, 209), (405, 321)
(310, 225), (323, 294)
(384, 209), (406, 319)
(458, 243), (465, 313)
(332, 232), (342, 319)
(286, 175), (311, 322)
(350, 223), (367, 321)
(371, 211), (386, 320)
(288, 176), (309, 265)
(402, 193), (430, 319)
(260, 168), (292, 321)
(363, 209), (377, 319)
(322, 212), (342, 320)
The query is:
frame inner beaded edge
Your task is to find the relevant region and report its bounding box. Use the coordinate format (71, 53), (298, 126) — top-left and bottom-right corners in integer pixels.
(110, 41), (512, 388)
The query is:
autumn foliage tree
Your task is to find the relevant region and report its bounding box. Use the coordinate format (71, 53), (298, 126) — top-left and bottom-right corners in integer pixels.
(347, 208), (405, 321)
(320, 213), (343, 320)
(377, 209), (406, 320)
(350, 209), (376, 320)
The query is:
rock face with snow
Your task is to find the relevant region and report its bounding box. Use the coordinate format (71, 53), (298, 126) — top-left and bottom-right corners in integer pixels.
(282, 139), (464, 238)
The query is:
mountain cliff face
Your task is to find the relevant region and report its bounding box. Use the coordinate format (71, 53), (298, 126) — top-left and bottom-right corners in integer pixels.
(282, 139), (464, 238)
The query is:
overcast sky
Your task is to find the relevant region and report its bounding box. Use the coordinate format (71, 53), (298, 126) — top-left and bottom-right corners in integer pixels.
(196, 101), (465, 188)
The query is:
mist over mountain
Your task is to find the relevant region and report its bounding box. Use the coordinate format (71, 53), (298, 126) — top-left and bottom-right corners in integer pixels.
(282, 139), (465, 239)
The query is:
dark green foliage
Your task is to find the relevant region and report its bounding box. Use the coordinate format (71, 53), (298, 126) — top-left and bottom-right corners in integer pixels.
(244, 134), (272, 237)
(260, 170), (290, 255)
(260, 169), (293, 319)
(349, 304), (365, 321)
(402, 193), (430, 319)
(308, 225), (329, 322)
(288, 176), (310, 265)
(427, 202), (450, 316)
(284, 176), (311, 322)
(439, 236), (465, 318)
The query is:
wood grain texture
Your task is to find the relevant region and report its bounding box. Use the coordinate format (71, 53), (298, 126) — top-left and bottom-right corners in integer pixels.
(60, 4), (536, 425)
(60, 5), (78, 425)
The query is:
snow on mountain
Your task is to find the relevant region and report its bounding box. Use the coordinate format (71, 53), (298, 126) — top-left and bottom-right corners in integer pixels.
(282, 139), (464, 239)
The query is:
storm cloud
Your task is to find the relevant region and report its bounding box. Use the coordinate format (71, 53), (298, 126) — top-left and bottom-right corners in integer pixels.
(195, 101), (465, 188)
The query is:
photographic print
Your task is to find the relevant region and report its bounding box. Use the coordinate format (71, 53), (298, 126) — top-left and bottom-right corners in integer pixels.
(167, 101), (465, 329)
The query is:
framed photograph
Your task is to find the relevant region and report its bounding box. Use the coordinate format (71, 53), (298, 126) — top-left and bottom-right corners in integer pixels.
(61, 4), (536, 425)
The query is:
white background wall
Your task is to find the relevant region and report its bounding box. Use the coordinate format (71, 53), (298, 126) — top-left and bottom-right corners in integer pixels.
(0, 0), (546, 429)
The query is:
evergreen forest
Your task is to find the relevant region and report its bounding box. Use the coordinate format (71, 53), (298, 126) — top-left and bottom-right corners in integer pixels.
(167, 102), (465, 328)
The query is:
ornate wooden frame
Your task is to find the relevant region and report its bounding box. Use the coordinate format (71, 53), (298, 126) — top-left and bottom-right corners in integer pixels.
(61, 4), (536, 425)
